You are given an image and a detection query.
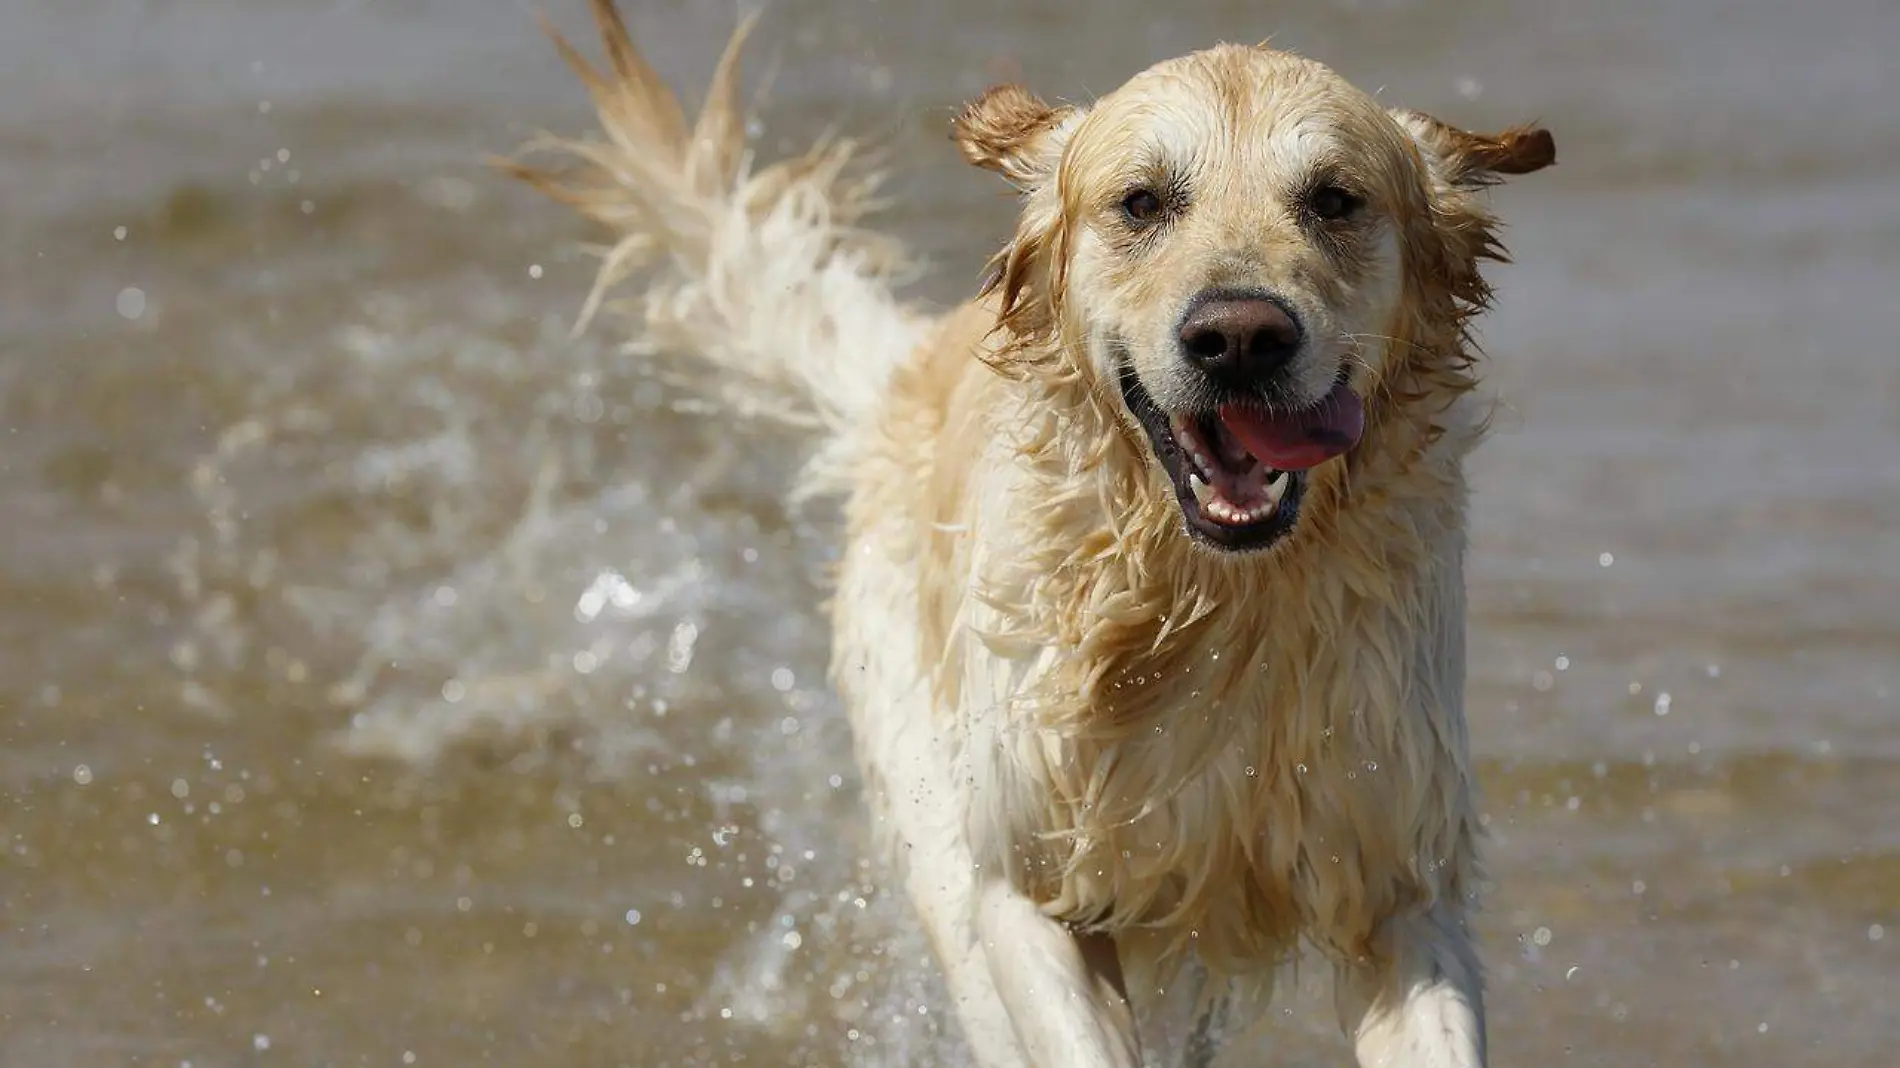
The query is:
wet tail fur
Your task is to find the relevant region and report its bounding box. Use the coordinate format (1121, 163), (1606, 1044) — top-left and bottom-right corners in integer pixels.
(498, 0), (928, 501)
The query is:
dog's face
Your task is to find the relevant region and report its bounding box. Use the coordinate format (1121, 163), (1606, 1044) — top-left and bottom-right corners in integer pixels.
(957, 45), (1552, 553)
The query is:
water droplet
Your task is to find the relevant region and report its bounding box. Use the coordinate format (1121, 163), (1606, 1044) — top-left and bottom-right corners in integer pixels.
(666, 621), (698, 673)
(113, 225), (128, 241)
(116, 287), (147, 320)
(1598, 552), (1614, 567)
(625, 909), (642, 926)
(1532, 926), (1553, 947)
(1653, 691), (1672, 716)
(252, 1034), (271, 1052)
(72, 765), (92, 785)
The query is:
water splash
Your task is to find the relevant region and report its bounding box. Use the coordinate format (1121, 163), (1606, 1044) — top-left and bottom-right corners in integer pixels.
(169, 288), (958, 1063)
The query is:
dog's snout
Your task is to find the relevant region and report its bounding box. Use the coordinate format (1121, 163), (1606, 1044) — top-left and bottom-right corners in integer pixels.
(1177, 295), (1302, 381)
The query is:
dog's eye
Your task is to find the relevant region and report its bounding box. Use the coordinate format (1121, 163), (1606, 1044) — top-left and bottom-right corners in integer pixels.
(1308, 185), (1364, 221)
(1121, 188), (1165, 223)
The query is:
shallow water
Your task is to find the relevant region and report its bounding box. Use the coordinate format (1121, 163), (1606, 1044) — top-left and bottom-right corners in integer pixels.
(3, 1), (1897, 1065)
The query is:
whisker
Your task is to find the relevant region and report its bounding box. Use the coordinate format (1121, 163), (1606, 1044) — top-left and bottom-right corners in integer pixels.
(1339, 331), (1432, 359)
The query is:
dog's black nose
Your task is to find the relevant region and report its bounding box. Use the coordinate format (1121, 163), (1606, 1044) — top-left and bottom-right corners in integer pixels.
(1178, 295), (1302, 380)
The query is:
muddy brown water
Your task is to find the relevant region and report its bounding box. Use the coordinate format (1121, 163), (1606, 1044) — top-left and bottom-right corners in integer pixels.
(3, 1), (1898, 1065)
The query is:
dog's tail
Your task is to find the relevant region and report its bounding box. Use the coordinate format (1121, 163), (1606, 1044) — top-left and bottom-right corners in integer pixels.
(498, 1), (928, 501)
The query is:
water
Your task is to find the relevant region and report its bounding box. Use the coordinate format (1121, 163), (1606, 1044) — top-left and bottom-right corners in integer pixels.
(3, 1), (1897, 1065)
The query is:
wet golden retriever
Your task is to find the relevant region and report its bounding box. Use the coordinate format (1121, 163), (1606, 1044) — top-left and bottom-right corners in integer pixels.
(507, 3), (1553, 1064)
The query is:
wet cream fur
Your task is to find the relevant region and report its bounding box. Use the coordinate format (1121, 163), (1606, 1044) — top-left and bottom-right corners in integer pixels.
(506, 4), (1554, 1065)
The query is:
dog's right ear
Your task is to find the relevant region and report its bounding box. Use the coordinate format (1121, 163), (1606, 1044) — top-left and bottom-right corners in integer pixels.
(954, 85), (1074, 188)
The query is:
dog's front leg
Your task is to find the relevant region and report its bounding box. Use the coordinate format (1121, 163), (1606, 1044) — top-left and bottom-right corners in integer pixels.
(1333, 903), (1487, 1068)
(977, 879), (1144, 1068)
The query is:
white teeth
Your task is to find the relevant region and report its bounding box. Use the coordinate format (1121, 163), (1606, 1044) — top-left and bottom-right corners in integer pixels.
(1189, 472), (1216, 507)
(1266, 470), (1291, 504)
(1193, 480), (1284, 527)
(1185, 442), (1216, 478)
(1172, 417), (1218, 479)
(1206, 499), (1268, 525)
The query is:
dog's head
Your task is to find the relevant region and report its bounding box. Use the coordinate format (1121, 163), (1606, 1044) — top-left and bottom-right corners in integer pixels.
(956, 45), (1553, 554)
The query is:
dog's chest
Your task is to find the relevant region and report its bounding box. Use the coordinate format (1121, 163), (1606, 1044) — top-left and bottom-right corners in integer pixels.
(1015, 649), (1456, 961)
(942, 462), (1474, 956)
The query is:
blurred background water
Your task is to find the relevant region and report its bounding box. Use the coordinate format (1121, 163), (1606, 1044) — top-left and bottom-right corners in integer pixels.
(3, 1), (1898, 1065)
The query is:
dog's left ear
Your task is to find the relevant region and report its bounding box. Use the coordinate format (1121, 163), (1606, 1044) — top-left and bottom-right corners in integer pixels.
(1392, 109), (1555, 189)
(1390, 111), (1554, 310)
(954, 84), (1076, 188)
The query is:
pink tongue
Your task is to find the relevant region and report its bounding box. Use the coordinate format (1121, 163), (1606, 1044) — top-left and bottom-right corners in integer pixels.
(1217, 384), (1366, 471)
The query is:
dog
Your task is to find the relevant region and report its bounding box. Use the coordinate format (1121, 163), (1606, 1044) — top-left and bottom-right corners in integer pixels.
(504, 3), (1554, 1065)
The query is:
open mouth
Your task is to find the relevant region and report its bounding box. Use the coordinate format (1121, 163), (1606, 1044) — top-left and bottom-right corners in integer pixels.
(1174, 411), (1298, 527)
(1117, 366), (1364, 553)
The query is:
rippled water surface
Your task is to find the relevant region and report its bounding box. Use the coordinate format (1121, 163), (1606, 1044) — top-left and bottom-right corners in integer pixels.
(4, 1), (1898, 1065)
